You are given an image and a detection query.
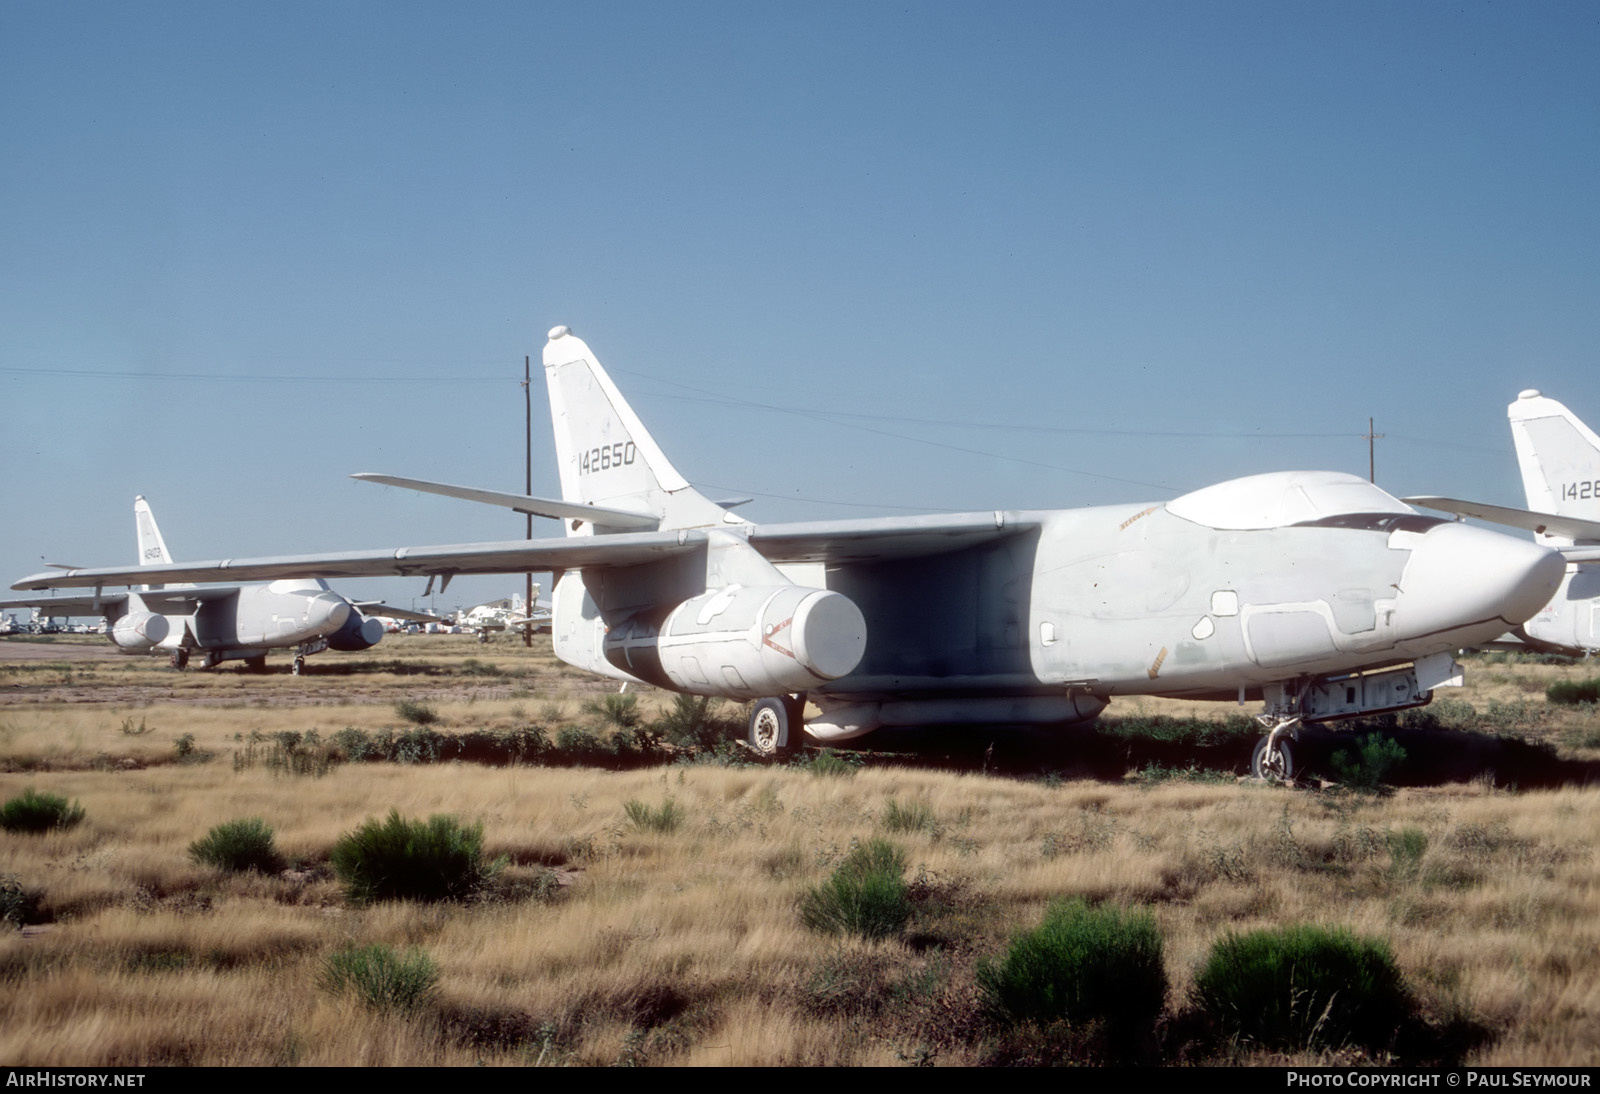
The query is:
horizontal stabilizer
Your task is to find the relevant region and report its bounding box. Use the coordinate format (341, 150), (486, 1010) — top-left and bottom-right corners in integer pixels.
(0, 594), (128, 617)
(351, 473), (659, 531)
(1404, 495), (1600, 542)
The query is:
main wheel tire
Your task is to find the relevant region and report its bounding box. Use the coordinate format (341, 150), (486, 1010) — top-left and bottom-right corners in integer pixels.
(749, 696), (801, 756)
(291, 656), (305, 676)
(170, 650), (189, 671)
(1251, 735), (1295, 783)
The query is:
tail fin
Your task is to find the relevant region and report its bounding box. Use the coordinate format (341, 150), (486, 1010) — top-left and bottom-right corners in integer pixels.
(542, 326), (734, 532)
(134, 496), (194, 591)
(1510, 391), (1600, 547)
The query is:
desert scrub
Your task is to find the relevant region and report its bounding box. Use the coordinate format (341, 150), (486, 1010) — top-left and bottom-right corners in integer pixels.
(330, 810), (494, 903)
(880, 797), (937, 834)
(394, 699), (440, 726)
(1329, 733), (1407, 791)
(803, 750), (858, 778)
(623, 796), (684, 833)
(1548, 678), (1600, 705)
(1193, 925), (1411, 1051)
(188, 817), (282, 873)
(319, 943), (439, 1013)
(799, 838), (911, 939)
(978, 898), (1166, 1042)
(0, 788), (86, 833)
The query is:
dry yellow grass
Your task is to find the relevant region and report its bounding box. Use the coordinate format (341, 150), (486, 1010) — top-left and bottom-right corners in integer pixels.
(2, 637), (1600, 1064)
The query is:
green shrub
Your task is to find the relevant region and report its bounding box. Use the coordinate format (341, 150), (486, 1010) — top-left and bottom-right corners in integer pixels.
(319, 943), (439, 1012)
(188, 817), (282, 873)
(583, 693), (641, 729)
(623, 797), (684, 833)
(1194, 925), (1410, 1050)
(799, 839), (911, 939)
(1330, 733), (1407, 790)
(881, 798), (936, 834)
(0, 788), (86, 833)
(978, 898), (1166, 1040)
(804, 750), (858, 778)
(330, 810), (492, 903)
(1548, 678), (1600, 705)
(394, 699), (440, 726)
(651, 694), (727, 750)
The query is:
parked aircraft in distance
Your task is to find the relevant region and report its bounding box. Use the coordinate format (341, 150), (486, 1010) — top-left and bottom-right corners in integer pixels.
(1407, 390), (1600, 657)
(13, 328), (1565, 779)
(0, 497), (427, 673)
(457, 591), (552, 641)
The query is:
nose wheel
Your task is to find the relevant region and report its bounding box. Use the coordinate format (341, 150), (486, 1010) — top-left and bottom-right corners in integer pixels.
(1251, 714), (1300, 783)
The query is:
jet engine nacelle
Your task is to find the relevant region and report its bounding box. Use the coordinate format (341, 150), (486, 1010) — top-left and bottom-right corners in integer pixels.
(604, 584), (867, 700)
(326, 611), (385, 652)
(111, 611), (170, 651)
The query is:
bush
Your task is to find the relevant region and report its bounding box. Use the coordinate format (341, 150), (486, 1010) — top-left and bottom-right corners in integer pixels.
(880, 798), (936, 834)
(1330, 733), (1407, 790)
(623, 797), (684, 833)
(0, 788), (86, 833)
(319, 943), (439, 1013)
(1194, 925), (1411, 1050)
(799, 839), (911, 939)
(651, 693), (727, 750)
(583, 693), (641, 729)
(394, 699), (440, 726)
(330, 810), (492, 903)
(1548, 678), (1600, 705)
(188, 817), (282, 873)
(804, 750), (858, 778)
(978, 898), (1166, 1042)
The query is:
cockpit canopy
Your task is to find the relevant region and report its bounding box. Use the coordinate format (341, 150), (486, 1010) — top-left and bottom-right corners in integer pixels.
(1165, 471), (1442, 532)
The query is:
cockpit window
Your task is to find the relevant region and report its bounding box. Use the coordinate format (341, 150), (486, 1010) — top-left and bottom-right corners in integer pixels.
(1292, 513), (1448, 533)
(1165, 471), (1416, 530)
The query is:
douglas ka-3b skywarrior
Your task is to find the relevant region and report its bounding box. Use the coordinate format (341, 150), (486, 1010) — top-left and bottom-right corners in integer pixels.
(12, 327), (1566, 780)
(2, 496), (427, 673)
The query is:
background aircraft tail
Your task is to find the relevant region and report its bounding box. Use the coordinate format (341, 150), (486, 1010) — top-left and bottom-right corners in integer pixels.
(542, 326), (733, 533)
(1510, 391), (1600, 548)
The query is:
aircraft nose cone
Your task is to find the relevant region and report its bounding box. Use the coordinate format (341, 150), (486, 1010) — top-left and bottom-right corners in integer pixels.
(1396, 523), (1564, 641)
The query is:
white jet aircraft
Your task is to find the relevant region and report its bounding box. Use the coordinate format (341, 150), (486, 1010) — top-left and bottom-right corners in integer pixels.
(13, 327), (1565, 779)
(1, 496), (420, 673)
(457, 591), (552, 641)
(1407, 390), (1600, 657)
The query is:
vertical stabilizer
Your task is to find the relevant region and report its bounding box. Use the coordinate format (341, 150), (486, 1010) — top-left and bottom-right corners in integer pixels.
(1509, 391), (1600, 548)
(542, 326), (733, 533)
(133, 496), (195, 591)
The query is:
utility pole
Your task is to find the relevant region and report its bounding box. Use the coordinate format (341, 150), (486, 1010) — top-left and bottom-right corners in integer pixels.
(523, 355), (534, 648)
(1364, 417), (1384, 483)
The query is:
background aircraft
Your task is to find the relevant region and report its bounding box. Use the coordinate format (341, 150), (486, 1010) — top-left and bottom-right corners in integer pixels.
(0, 496), (424, 673)
(456, 591), (552, 641)
(1408, 391), (1600, 657)
(12, 328), (1564, 779)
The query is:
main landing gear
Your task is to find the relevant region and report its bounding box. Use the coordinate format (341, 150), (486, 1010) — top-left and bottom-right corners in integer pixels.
(291, 655), (306, 676)
(169, 649), (190, 671)
(748, 695), (804, 756)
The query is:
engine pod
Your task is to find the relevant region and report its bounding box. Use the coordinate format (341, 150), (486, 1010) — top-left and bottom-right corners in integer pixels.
(112, 611), (170, 650)
(609, 584), (866, 699)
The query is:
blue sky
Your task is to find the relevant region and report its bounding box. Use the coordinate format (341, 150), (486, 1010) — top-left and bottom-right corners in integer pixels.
(3, 2), (1598, 614)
